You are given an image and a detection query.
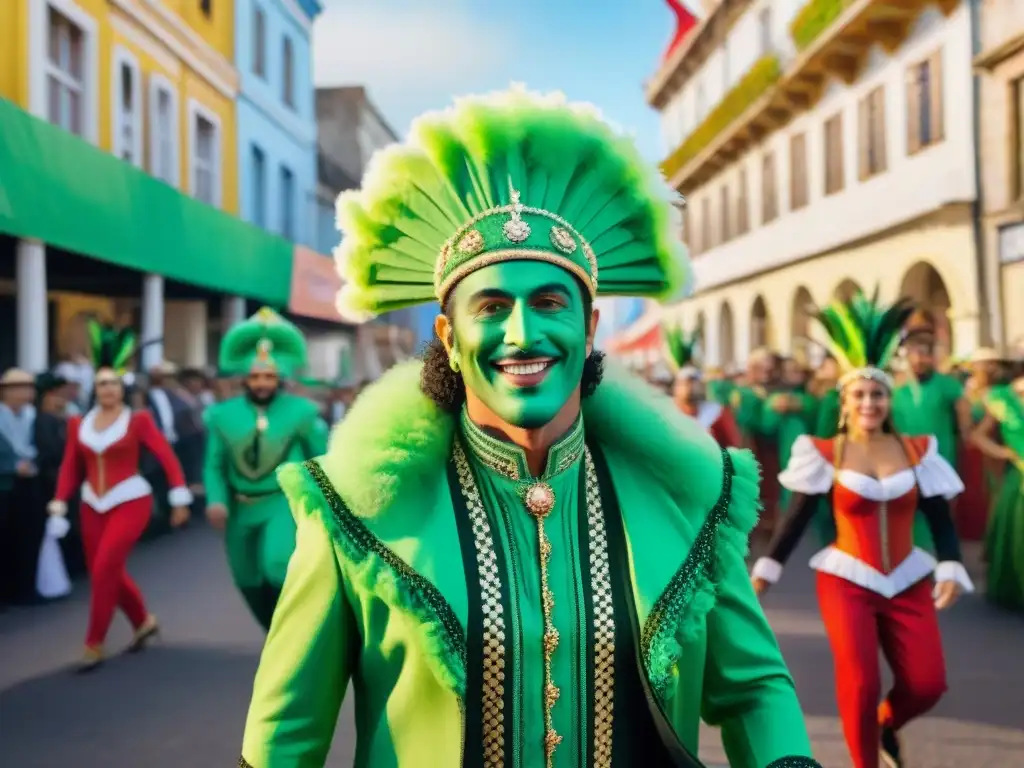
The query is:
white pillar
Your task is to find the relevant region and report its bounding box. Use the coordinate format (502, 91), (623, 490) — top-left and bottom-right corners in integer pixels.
(703, 306), (721, 367)
(141, 274), (165, 370)
(16, 239), (48, 373)
(222, 295), (247, 328)
(355, 323), (382, 381)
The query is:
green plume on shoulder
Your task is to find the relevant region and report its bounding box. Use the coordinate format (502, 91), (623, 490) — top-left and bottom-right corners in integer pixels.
(86, 319), (137, 372)
(814, 287), (914, 374)
(662, 322), (698, 372)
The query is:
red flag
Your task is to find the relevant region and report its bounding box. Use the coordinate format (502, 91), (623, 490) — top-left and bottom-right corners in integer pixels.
(663, 0), (698, 60)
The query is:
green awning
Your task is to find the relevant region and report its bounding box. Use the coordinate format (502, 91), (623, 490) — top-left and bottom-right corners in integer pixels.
(0, 97), (292, 305)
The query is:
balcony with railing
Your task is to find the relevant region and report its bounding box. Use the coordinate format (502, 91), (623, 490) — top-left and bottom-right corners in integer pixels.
(661, 0), (961, 195)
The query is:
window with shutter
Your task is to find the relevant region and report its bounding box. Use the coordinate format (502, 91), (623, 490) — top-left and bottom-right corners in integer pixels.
(701, 197), (712, 252)
(929, 50), (944, 143)
(857, 98), (869, 180)
(1015, 79), (1024, 200)
(737, 168), (749, 234)
(720, 184), (731, 242)
(824, 114), (844, 195)
(868, 87), (887, 176)
(906, 64), (921, 155)
(762, 152), (777, 223)
(790, 133), (808, 210)
(907, 49), (944, 155)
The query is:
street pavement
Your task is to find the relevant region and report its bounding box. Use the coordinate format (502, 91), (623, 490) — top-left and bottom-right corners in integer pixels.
(1, 526), (1022, 768)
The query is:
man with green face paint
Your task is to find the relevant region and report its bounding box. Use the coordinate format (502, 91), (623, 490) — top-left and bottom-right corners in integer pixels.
(238, 87), (820, 768)
(203, 308), (328, 632)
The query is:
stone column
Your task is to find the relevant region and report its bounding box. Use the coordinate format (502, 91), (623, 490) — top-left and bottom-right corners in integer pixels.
(140, 274), (165, 370)
(16, 239), (48, 372)
(222, 296), (247, 329)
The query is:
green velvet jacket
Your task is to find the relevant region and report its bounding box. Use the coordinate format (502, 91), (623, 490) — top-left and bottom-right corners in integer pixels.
(239, 363), (818, 768)
(203, 393), (327, 510)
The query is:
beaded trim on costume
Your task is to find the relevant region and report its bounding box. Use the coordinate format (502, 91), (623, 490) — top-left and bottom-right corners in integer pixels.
(453, 436), (616, 767)
(303, 460), (467, 672)
(584, 449), (616, 768)
(639, 448), (734, 691)
(765, 757), (824, 767)
(452, 441), (508, 767)
(237, 757), (253, 767)
(459, 409), (585, 482)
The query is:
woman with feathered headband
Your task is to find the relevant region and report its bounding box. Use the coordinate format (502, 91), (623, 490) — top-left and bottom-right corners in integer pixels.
(750, 289), (973, 768)
(46, 320), (192, 672)
(663, 321), (741, 449)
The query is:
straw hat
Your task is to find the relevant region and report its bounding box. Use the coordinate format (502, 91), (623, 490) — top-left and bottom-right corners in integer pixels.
(969, 347), (1005, 364)
(0, 368), (35, 387)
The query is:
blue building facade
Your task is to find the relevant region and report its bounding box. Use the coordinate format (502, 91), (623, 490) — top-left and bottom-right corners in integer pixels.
(236, 0), (322, 247)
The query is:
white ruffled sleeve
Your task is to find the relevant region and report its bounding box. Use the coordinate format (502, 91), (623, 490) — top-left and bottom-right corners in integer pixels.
(777, 435), (834, 495)
(914, 435), (965, 500)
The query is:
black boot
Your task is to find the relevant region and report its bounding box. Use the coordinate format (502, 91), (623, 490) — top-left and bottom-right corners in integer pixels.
(880, 725), (903, 768)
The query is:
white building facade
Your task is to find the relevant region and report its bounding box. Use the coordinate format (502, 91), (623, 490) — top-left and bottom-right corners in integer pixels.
(650, 0), (981, 367)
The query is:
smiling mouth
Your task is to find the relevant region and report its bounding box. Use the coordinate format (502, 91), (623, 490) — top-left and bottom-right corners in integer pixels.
(493, 357), (557, 385)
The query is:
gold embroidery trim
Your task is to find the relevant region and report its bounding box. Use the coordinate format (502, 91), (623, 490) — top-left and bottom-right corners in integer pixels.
(453, 441), (506, 768)
(585, 449), (615, 767)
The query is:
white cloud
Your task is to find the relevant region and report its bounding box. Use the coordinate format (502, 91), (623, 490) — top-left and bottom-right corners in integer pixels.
(313, 2), (511, 104)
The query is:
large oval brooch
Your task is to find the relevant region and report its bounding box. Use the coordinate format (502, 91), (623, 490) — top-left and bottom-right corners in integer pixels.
(522, 481), (556, 519)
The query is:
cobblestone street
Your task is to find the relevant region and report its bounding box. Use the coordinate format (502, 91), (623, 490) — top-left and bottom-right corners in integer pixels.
(1, 527), (1021, 767)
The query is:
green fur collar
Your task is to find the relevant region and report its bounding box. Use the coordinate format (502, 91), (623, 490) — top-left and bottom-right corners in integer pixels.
(320, 359), (727, 519)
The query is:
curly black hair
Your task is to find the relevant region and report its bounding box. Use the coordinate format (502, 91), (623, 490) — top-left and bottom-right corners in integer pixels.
(420, 336), (605, 413)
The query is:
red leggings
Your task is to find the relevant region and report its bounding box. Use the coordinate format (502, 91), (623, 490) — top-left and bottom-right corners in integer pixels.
(80, 497), (152, 647)
(817, 572), (947, 768)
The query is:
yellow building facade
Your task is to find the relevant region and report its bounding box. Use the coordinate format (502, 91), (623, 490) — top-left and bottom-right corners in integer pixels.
(0, 0), (239, 214)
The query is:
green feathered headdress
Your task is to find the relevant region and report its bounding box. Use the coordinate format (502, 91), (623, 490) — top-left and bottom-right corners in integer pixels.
(219, 307), (308, 378)
(814, 287), (914, 390)
(86, 320), (137, 373)
(662, 322), (699, 375)
(333, 85), (689, 320)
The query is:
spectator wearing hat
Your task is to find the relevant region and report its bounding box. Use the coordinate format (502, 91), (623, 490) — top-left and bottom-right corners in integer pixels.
(0, 368), (40, 605)
(173, 368), (210, 514)
(34, 371), (85, 578)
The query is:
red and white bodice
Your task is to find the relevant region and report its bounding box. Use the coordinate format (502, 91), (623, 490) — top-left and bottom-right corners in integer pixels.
(753, 434), (973, 597)
(51, 408), (192, 514)
(681, 401), (742, 448)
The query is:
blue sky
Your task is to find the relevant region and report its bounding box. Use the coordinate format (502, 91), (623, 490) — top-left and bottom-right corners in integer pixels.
(312, 0), (690, 162)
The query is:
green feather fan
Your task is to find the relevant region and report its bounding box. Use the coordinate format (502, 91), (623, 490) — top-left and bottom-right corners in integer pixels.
(663, 323), (699, 372)
(86, 319), (137, 372)
(813, 287), (914, 376)
(333, 85), (689, 320)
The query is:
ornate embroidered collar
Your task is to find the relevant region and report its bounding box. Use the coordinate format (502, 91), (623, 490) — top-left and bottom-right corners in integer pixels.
(458, 408), (585, 482)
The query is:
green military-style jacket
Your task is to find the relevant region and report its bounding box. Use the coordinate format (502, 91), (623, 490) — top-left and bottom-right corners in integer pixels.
(239, 363), (818, 768)
(203, 393), (327, 513)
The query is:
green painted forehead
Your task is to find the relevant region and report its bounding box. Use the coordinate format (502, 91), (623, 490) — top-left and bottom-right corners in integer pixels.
(450, 260), (587, 306)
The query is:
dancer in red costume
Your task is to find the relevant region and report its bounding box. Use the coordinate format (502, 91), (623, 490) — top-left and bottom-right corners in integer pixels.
(750, 291), (973, 768)
(46, 324), (192, 671)
(663, 320), (742, 447)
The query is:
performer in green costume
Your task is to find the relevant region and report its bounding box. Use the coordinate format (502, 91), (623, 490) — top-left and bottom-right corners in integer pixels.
(731, 349), (783, 533)
(238, 88), (820, 768)
(204, 308), (328, 631)
(972, 374), (1024, 611)
(892, 313), (973, 552)
(760, 358), (817, 513)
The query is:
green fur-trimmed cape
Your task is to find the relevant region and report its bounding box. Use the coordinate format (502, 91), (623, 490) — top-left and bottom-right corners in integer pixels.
(278, 360), (761, 700)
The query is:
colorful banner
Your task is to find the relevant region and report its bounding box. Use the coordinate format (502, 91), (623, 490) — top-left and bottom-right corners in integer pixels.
(289, 246), (343, 321)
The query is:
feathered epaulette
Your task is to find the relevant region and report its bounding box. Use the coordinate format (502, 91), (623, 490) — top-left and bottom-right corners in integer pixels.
(662, 322), (698, 372)
(86, 319), (137, 372)
(814, 287), (914, 374)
